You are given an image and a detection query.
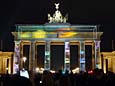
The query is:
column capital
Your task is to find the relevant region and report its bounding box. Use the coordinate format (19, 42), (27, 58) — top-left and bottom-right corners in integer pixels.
(14, 40), (21, 44)
(94, 39), (101, 42)
(79, 40), (85, 43)
(31, 40), (36, 43)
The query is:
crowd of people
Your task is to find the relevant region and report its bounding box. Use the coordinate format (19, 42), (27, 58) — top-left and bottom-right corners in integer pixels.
(0, 68), (115, 86)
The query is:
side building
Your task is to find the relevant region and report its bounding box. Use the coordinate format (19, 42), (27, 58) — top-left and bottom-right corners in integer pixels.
(0, 51), (14, 74)
(101, 51), (115, 73)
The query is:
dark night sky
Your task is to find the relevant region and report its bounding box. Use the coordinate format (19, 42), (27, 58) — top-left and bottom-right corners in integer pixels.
(0, 0), (115, 52)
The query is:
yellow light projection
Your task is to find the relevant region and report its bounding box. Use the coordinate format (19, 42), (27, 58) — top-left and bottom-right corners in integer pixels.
(57, 28), (77, 38)
(20, 32), (31, 38)
(32, 30), (47, 38)
(59, 32), (77, 38)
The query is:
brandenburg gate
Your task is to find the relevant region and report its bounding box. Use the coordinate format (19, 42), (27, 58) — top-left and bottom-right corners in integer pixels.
(12, 3), (103, 73)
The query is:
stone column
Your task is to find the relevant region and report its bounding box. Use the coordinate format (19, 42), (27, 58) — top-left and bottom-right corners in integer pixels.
(95, 40), (101, 69)
(64, 41), (70, 71)
(35, 42), (37, 68)
(44, 41), (51, 70)
(79, 41), (85, 71)
(14, 40), (20, 73)
(94, 40), (96, 68)
(20, 41), (24, 70)
(9, 57), (11, 74)
(29, 41), (35, 81)
(30, 41), (35, 72)
(92, 41), (95, 70)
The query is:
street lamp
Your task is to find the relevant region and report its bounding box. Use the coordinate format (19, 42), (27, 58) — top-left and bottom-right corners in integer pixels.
(6, 67), (9, 74)
(23, 57), (27, 70)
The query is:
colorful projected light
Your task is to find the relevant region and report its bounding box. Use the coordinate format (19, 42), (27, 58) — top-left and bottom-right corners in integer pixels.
(32, 30), (47, 38)
(20, 32), (31, 38)
(57, 28), (77, 38)
(59, 32), (77, 38)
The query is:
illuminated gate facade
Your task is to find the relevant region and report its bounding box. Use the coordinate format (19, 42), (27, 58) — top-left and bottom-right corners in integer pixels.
(12, 23), (103, 73)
